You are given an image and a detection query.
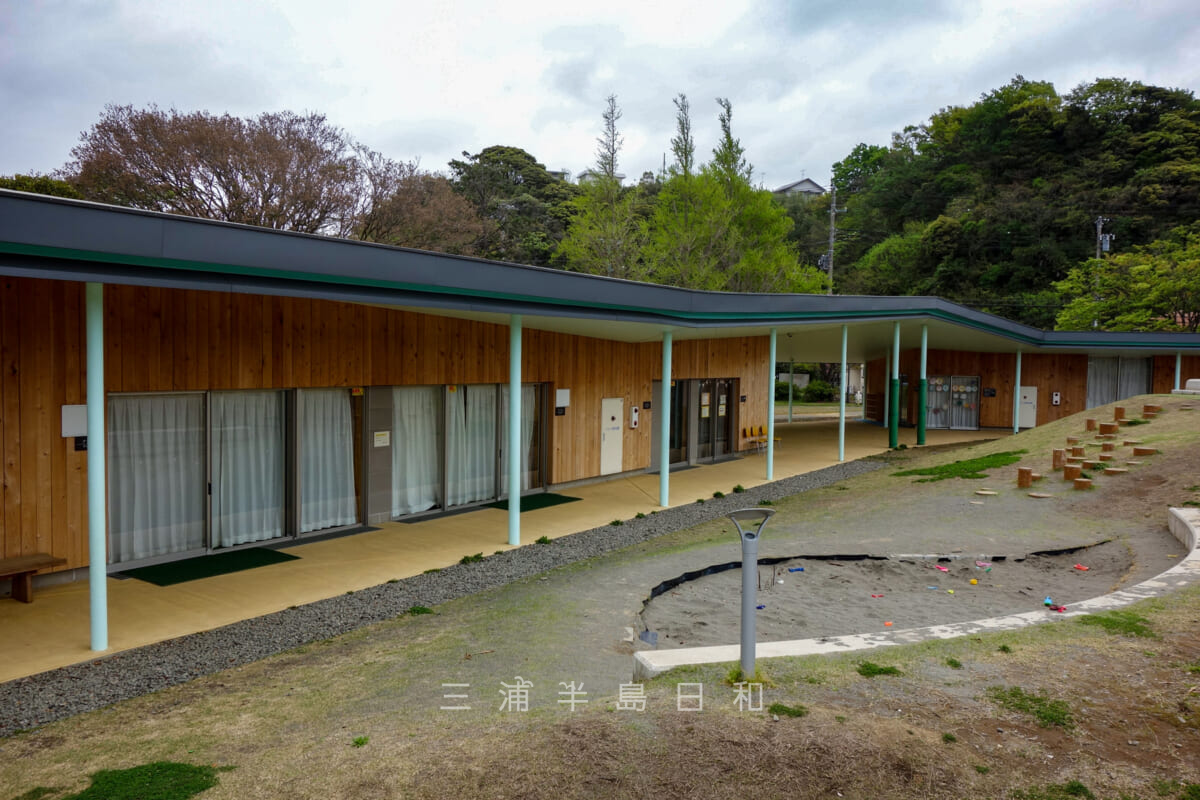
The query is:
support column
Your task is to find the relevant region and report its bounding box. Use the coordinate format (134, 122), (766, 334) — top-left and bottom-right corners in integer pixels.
(767, 328), (777, 481)
(1176, 352), (1183, 392)
(882, 351), (889, 428)
(1012, 350), (1022, 435)
(917, 325), (928, 446)
(86, 282), (108, 652)
(838, 324), (848, 462)
(659, 332), (672, 507)
(787, 360), (793, 423)
(507, 315), (522, 546)
(889, 322), (900, 449)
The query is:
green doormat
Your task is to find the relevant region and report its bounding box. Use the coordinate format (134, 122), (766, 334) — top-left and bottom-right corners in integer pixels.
(120, 548), (300, 587)
(486, 493), (581, 512)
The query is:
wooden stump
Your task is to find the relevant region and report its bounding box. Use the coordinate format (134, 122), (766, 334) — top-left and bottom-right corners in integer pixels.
(1123, 440), (1142, 446)
(1143, 404), (1162, 414)
(1099, 421), (1119, 435)
(1098, 453), (1114, 462)
(1066, 437), (1080, 445)
(1132, 446), (1158, 457)
(1086, 418), (1097, 431)
(1143, 412), (1158, 419)
(1063, 465), (1082, 481)
(1101, 442), (1115, 452)
(1103, 467), (1128, 476)
(1071, 446), (1086, 458)
(1052, 449), (1066, 469)
(1017, 467), (1033, 489)
(1114, 406), (1126, 421)
(1082, 460), (1102, 469)
(1073, 478), (1093, 490)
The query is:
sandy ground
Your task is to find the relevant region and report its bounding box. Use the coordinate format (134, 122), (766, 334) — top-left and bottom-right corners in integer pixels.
(641, 539), (1152, 646)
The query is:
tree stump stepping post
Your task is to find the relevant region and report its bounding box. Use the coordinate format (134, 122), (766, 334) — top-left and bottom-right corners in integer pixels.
(1114, 406), (1126, 421)
(1132, 446), (1158, 457)
(1052, 449), (1066, 469)
(1063, 465), (1082, 481)
(1099, 421), (1119, 435)
(1073, 478), (1093, 490)
(1017, 467), (1033, 489)
(1086, 418), (1097, 431)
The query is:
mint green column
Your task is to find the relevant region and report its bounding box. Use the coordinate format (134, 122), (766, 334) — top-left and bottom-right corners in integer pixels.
(86, 282), (108, 651)
(838, 325), (847, 461)
(1176, 352), (1183, 391)
(889, 322), (900, 449)
(659, 332), (672, 507)
(1012, 350), (1022, 434)
(787, 361), (793, 423)
(917, 325), (928, 446)
(507, 315), (522, 546)
(767, 328), (777, 481)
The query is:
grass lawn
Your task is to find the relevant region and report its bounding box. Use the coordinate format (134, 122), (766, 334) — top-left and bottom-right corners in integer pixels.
(774, 400), (863, 416)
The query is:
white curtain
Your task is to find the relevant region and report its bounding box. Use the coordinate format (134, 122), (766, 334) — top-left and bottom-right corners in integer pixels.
(298, 388), (358, 532)
(1117, 357), (1152, 401)
(211, 391), (284, 547)
(500, 385), (539, 495)
(392, 386), (443, 516)
(108, 394), (206, 563)
(446, 384), (497, 506)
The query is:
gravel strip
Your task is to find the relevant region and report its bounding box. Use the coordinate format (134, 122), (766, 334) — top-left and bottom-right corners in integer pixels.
(0, 458), (884, 736)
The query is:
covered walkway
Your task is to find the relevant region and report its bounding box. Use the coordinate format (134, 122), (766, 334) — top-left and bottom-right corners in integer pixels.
(0, 420), (1002, 683)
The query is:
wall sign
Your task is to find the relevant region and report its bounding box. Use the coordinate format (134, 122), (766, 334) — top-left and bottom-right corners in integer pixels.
(373, 431), (391, 448)
(982, 387), (997, 397)
(554, 407), (566, 416)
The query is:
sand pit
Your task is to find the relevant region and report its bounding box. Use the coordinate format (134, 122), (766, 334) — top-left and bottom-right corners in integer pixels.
(641, 540), (1134, 647)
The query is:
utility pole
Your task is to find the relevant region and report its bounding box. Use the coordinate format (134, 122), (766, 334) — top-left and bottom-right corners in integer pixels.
(826, 181), (845, 295)
(1094, 216), (1113, 260)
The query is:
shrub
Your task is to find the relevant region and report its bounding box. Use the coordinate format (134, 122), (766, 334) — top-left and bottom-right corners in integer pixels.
(801, 379), (836, 402)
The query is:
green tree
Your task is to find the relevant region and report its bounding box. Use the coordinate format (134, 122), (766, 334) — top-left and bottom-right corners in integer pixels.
(559, 96), (648, 279)
(448, 145), (577, 265)
(0, 173), (82, 199)
(1055, 223), (1200, 332)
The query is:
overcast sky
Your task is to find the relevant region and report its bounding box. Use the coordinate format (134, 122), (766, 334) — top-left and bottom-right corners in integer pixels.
(2, 0), (1198, 190)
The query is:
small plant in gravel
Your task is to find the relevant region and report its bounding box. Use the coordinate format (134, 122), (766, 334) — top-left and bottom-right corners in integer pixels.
(352, 736), (369, 748)
(1184, 500), (1200, 507)
(758, 499), (773, 505)
(945, 657), (963, 669)
(974, 764), (990, 775)
(768, 702), (808, 718)
(423, 568), (441, 574)
(834, 715), (847, 723)
(1009, 779), (1094, 799)
(997, 644), (1013, 654)
(857, 661), (901, 677)
(732, 484), (745, 493)
(1125, 418), (1150, 426)
(610, 519), (624, 526)
(695, 498), (705, 504)
(986, 686), (1073, 729)
(386, 578), (399, 584)
(460, 553), (484, 564)
(1186, 661), (1200, 674)
(724, 665), (769, 685)
(941, 732), (957, 743)
(408, 605), (433, 615)
(1078, 609), (1156, 638)
(712, 490), (725, 499)
(635, 512), (646, 519)
(535, 536), (552, 544)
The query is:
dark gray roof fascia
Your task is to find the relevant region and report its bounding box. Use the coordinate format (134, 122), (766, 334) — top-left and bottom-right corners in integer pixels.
(2, 190), (1200, 352)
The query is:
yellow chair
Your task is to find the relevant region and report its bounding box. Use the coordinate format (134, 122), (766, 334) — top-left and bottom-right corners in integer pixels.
(758, 425), (782, 448)
(743, 426), (766, 453)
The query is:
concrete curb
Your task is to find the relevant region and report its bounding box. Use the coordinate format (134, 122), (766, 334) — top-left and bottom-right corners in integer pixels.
(633, 507), (1200, 680)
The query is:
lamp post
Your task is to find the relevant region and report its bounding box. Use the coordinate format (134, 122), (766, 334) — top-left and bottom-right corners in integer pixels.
(728, 508), (776, 678)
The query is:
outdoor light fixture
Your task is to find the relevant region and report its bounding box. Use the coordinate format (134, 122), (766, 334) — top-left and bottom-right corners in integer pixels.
(728, 507), (776, 678)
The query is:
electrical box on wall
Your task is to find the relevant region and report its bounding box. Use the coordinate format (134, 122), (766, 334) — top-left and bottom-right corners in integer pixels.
(630, 406), (639, 429)
(1052, 391), (1061, 406)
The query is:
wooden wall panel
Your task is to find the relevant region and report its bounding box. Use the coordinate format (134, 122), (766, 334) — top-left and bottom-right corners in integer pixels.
(0, 277), (88, 573)
(1152, 355), (1200, 393)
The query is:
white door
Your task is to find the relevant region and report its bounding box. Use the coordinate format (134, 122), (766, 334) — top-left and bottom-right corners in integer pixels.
(600, 397), (624, 475)
(1018, 386), (1038, 429)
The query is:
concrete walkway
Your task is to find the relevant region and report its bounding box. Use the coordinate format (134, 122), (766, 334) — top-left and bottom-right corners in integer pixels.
(0, 421), (1001, 683)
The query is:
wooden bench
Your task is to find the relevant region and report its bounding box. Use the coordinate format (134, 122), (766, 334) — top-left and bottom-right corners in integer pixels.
(1, 554), (66, 603)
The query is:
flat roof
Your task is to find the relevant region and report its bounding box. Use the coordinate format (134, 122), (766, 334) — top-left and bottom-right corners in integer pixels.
(2, 189), (1199, 362)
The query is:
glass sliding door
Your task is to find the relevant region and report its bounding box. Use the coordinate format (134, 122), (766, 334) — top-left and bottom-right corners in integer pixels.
(108, 394), (206, 564)
(298, 388), (359, 533)
(500, 384), (543, 497)
(446, 384), (498, 506)
(210, 391), (285, 548)
(392, 386), (443, 516)
(713, 379), (733, 459)
(668, 381), (688, 464)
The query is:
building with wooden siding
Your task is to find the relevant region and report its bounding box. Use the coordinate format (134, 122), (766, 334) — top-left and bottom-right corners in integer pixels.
(2, 188), (1199, 651)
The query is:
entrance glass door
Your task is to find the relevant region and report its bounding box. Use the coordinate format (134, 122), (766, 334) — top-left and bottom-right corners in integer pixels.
(713, 379), (733, 459)
(210, 391), (285, 548)
(668, 381), (689, 464)
(949, 375), (980, 430)
(926, 376), (950, 429)
(696, 380), (714, 460)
